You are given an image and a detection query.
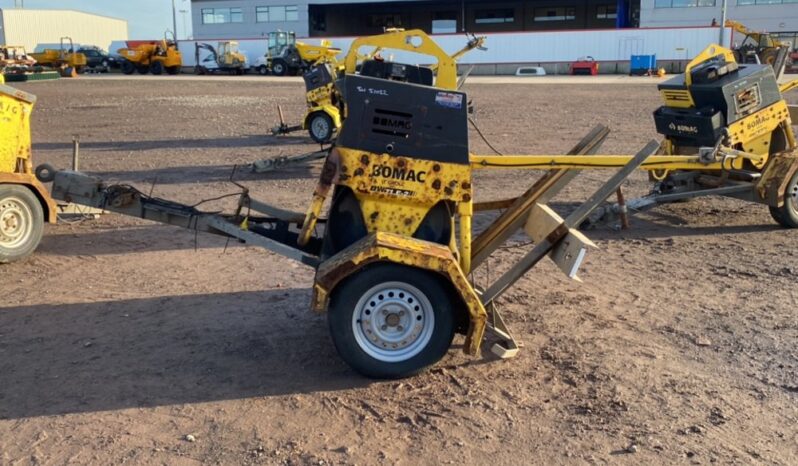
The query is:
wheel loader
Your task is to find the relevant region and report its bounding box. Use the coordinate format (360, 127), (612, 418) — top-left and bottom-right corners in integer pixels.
(29, 37), (87, 76)
(194, 41), (249, 75)
(118, 31), (182, 75)
(39, 32), (798, 379)
(726, 20), (790, 78)
(256, 30), (341, 76)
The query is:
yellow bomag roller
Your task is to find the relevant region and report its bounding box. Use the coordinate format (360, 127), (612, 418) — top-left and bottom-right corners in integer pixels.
(0, 81), (58, 263)
(44, 32), (798, 379)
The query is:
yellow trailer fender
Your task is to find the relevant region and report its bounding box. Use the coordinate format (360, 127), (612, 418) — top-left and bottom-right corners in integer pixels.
(311, 231), (488, 355)
(0, 173), (58, 223)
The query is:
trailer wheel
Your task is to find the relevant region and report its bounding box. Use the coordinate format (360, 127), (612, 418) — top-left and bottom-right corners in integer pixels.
(121, 60), (135, 75)
(769, 171), (798, 228)
(328, 263), (455, 379)
(150, 61), (164, 75)
(0, 185), (44, 264)
(271, 59), (288, 76)
(308, 112), (334, 143)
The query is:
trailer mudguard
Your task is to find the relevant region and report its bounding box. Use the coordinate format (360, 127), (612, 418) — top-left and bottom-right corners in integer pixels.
(311, 231), (487, 355)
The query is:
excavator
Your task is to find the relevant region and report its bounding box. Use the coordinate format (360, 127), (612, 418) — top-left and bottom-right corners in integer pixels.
(726, 20), (790, 78)
(194, 41), (249, 75)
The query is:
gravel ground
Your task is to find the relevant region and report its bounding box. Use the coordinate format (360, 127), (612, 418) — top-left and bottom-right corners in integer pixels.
(0, 77), (797, 465)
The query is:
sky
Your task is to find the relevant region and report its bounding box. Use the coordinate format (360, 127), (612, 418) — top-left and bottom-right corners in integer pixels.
(0, 0), (193, 39)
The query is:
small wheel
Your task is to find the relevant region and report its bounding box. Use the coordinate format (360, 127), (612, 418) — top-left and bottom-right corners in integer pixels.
(258, 65), (268, 76)
(101, 60), (110, 73)
(0, 185), (44, 264)
(136, 65), (149, 75)
(121, 60), (135, 75)
(34, 164), (55, 183)
(271, 59), (288, 76)
(769, 171), (798, 228)
(327, 263), (456, 379)
(150, 61), (164, 75)
(307, 112), (334, 143)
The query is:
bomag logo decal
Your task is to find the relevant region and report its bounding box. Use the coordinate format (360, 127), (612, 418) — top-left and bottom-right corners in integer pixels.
(668, 122), (698, 134)
(371, 165), (427, 183)
(372, 116), (412, 131)
(745, 113), (770, 131)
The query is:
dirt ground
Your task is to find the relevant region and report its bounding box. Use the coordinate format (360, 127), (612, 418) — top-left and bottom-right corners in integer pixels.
(1, 76), (797, 465)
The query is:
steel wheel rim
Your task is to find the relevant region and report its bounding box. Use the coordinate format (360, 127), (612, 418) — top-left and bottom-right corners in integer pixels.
(311, 116), (330, 140)
(0, 196), (33, 248)
(273, 63), (284, 74)
(352, 281), (435, 363)
(788, 176), (798, 217)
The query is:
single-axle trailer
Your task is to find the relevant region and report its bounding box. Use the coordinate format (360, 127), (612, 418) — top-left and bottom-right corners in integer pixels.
(25, 32), (798, 378)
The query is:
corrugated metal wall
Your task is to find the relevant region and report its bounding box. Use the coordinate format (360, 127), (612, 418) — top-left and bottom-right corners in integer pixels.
(178, 26), (730, 68)
(0, 9), (129, 52)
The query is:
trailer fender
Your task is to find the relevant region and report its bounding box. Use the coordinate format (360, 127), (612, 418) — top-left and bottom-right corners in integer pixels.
(757, 151), (798, 207)
(311, 231), (487, 355)
(0, 173), (57, 223)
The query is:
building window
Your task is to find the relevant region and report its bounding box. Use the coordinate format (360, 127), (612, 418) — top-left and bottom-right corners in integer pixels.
(655, 0), (716, 7)
(596, 5), (618, 19)
(369, 14), (403, 28)
(738, 0), (797, 4)
(201, 8), (243, 24)
(256, 5), (299, 23)
(475, 8), (515, 24)
(533, 7), (576, 22)
(433, 11), (457, 33)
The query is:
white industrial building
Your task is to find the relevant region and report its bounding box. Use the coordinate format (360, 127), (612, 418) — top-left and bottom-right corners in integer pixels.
(0, 9), (129, 52)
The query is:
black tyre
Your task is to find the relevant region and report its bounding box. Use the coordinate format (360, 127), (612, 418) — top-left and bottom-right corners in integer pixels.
(167, 66), (180, 75)
(769, 171), (798, 228)
(136, 65), (149, 75)
(121, 60), (135, 75)
(75, 66), (85, 74)
(0, 185), (45, 264)
(257, 65), (268, 76)
(271, 59), (288, 76)
(307, 112), (335, 143)
(150, 61), (164, 75)
(327, 263), (456, 379)
(101, 60), (110, 73)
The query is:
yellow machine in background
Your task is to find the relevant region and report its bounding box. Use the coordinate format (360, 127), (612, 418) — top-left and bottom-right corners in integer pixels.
(194, 41), (249, 75)
(0, 83), (57, 263)
(29, 37), (87, 76)
(1, 45), (37, 73)
(270, 31), (486, 145)
(726, 20), (790, 77)
(259, 31), (341, 76)
(118, 31), (182, 75)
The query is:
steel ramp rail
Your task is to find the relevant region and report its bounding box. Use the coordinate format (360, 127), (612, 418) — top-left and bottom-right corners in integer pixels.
(470, 125), (611, 269)
(479, 141), (660, 357)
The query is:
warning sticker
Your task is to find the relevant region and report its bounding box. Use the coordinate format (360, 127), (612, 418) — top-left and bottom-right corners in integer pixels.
(435, 92), (463, 109)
